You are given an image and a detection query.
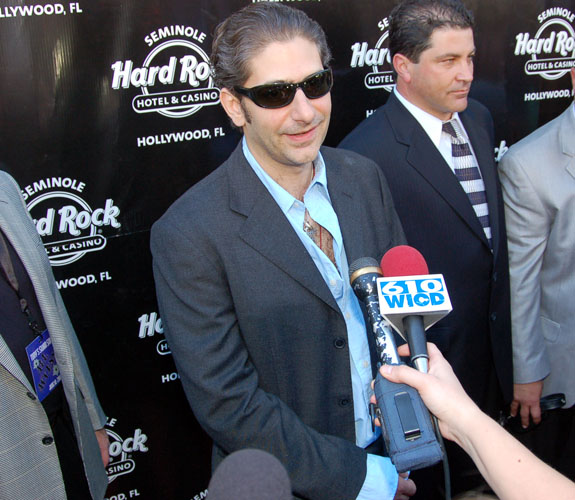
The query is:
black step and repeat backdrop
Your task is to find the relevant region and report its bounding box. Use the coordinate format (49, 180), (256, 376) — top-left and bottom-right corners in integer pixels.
(0, 0), (573, 498)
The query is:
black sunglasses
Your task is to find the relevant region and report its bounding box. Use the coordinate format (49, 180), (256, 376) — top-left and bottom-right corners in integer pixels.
(234, 68), (333, 109)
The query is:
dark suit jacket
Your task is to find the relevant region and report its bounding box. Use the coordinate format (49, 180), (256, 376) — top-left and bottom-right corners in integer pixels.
(151, 144), (405, 500)
(339, 93), (513, 409)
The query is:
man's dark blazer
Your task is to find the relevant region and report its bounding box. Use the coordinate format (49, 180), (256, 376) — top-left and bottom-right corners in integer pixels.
(339, 93), (513, 410)
(151, 144), (405, 500)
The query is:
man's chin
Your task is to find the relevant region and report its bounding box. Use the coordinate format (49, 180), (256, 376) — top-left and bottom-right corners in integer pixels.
(284, 146), (321, 168)
(451, 95), (469, 112)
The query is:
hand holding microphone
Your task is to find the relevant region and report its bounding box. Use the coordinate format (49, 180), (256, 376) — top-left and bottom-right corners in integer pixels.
(374, 342), (476, 446)
(349, 251), (444, 472)
(376, 343), (575, 500)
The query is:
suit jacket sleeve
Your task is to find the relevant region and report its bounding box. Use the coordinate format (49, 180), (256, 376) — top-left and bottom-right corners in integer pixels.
(499, 150), (551, 384)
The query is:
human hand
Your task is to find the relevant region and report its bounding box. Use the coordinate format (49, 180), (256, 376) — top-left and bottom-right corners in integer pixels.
(95, 428), (110, 467)
(372, 343), (480, 446)
(393, 472), (416, 499)
(510, 381), (544, 428)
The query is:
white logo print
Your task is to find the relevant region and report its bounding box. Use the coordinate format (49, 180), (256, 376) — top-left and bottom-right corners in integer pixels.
(111, 26), (219, 118)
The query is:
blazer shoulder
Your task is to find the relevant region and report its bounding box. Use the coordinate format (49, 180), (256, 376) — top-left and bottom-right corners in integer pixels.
(338, 104), (388, 148)
(502, 107), (567, 166)
(321, 145), (386, 186)
(152, 160), (231, 238)
(463, 98), (494, 128)
(322, 144), (379, 168)
(0, 169), (21, 195)
(467, 97), (491, 114)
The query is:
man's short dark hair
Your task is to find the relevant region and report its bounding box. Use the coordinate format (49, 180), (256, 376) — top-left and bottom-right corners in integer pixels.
(211, 3), (332, 90)
(389, 0), (474, 62)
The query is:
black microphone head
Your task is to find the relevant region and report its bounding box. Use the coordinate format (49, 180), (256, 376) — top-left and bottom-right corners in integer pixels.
(349, 257), (381, 284)
(207, 449), (292, 499)
(349, 257), (382, 303)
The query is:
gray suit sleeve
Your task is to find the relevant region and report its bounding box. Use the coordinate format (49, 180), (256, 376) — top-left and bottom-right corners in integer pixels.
(499, 151), (551, 384)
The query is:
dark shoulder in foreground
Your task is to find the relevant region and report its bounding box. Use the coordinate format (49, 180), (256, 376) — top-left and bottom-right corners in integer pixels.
(151, 148), (242, 239)
(320, 144), (383, 174)
(338, 104), (387, 150)
(462, 97), (493, 126)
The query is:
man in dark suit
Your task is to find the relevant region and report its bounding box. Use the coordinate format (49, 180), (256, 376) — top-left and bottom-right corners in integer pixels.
(339, 0), (512, 497)
(151, 4), (413, 500)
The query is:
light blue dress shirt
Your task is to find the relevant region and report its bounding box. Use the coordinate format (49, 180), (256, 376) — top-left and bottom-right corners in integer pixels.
(242, 139), (398, 499)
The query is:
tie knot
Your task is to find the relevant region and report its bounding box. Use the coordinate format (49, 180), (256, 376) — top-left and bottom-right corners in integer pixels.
(442, 120), (458, 139)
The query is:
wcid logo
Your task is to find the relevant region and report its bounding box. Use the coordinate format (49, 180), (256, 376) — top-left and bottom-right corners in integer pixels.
(24, 177), (121, 266)
(379, 278), (446, 309)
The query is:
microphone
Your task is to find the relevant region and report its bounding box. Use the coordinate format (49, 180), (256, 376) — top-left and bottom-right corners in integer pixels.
(379, 245), (452, 373)
(350, 256), (443, 472)
(349, 257), (399, 365)
(207, 449), (292, 499)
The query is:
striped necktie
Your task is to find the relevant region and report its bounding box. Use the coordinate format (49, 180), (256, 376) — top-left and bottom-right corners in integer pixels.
(442, 119), (492, 247)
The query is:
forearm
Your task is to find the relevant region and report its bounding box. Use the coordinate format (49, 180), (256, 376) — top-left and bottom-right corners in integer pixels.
(454, 408), (575, 500)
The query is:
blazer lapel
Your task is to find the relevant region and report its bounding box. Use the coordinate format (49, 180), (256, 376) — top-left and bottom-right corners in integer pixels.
(324, 151), (365, 265)
(226, 145), (340, 313)
(386, 94), (489, 247)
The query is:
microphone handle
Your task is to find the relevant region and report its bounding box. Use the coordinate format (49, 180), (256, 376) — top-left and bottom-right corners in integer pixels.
(374, 370), (443, 472)
(365, 294), (400, 365)
(403, 315), (429, 373)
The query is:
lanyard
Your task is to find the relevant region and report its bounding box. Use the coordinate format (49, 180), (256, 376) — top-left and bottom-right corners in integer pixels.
(0, 230), (44, 335)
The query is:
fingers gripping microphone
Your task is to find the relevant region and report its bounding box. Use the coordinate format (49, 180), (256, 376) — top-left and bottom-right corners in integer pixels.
(350, 257), (443, 472)
(380, 245), (452, 373)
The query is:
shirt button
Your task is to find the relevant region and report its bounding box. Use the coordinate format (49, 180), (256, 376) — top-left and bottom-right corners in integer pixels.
(334, 338), (346, 349)
(363, 360), (370, 369)
(330, 279), (337, 287)
(26, 392), (36, 401)
(42, 436), (54, 446)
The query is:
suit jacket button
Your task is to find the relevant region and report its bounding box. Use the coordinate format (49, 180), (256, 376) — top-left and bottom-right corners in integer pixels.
(334, 338), (346, 349)
(493, 272), (498, 282)
(42, 436), (54, 445)
(339, 398), (350, 407)
(490, 312), (497, 321)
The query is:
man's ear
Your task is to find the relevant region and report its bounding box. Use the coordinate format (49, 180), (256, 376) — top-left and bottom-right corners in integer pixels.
(220, 88), (247, 128)
(393, 53), (413, 84)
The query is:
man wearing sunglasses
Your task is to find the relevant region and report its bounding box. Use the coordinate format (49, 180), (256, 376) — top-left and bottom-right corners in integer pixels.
(151, 3), (413, 500)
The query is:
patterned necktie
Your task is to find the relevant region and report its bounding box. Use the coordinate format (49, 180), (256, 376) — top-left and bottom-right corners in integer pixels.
(303, 209), (336, 265)
(442, 119), (492, 247)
